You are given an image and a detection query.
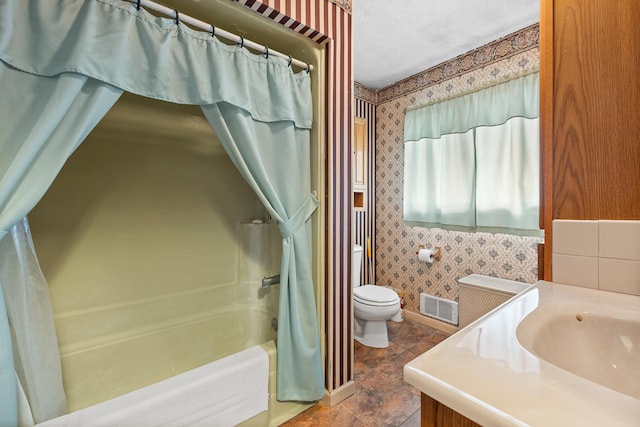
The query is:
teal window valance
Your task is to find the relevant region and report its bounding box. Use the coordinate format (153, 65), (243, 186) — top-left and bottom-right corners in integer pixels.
(403, 72), (541, 235)
(404, 72), (539, 141)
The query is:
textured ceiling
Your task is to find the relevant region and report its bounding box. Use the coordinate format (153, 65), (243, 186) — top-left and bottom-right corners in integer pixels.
(353, 0), (540, 89)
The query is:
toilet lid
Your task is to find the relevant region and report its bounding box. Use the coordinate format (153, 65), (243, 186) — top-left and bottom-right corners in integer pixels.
(354, 285), (400, 304)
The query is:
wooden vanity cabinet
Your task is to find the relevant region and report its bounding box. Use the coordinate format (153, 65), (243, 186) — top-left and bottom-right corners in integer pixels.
(420, 394), (480, 427)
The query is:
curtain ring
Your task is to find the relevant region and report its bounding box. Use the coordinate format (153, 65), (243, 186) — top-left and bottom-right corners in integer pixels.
(210, 25), (216, 38)
(135, 0), (141, 10)
(287, 55), (292, 67)
(238, 36), (244, 48)
(305, 63), (310, 74)
(264, 46), (269, 58)
(174, 9), (179, 26)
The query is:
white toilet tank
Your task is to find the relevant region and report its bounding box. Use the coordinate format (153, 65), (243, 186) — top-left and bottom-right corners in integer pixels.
(353, 245), (363, 288)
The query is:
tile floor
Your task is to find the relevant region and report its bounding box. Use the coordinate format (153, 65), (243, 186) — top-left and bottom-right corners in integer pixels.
(281, 318), (450, 426)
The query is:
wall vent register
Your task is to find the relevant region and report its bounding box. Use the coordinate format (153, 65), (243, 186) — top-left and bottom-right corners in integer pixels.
(420, 293), (459, 325)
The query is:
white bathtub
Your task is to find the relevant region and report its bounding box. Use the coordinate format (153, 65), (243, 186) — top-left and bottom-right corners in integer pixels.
(404, 281), (640, 426)
(37, 346), (269, 427)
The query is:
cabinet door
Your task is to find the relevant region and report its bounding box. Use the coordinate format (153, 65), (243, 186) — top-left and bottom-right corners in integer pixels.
(540, 0), (640, 279)
(353, 117), (367, 190)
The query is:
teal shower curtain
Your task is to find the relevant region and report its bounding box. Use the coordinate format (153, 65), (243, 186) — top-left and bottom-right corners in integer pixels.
(0, 0), (322, 423)
(0, 61), (123, 425)
(201, 103), (323, 401)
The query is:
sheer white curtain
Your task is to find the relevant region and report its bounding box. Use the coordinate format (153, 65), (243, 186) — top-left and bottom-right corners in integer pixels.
(0, 62), (123, 425)
(476, 116), (540, 231)
(0, 218), (71, 426)
(403, 131), (476, 226)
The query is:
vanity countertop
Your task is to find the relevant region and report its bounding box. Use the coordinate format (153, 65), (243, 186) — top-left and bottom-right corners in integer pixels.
(403, 281), (640, 426)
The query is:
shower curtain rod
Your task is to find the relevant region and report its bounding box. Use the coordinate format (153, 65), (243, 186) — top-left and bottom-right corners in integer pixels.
(125, 0), (313, 71)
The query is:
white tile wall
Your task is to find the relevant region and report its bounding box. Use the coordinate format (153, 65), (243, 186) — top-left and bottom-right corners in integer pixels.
(553, 220), (599, 257)
(599, 220), (640, 260)
(599, 258), (640, 295)
(553, 220), (640, 296)
(552, 253), (599, 289)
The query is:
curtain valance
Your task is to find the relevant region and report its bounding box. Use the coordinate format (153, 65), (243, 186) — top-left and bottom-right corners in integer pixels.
(404, 72), (539, 141)
(0, 0), (312, 128)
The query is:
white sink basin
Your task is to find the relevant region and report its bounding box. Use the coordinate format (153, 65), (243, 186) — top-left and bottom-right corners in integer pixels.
(516, 300), (640, 400)
(404, 281), (640, 427)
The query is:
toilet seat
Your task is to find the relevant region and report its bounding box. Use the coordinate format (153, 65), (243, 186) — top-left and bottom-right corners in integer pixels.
(354, 285), (400, 307)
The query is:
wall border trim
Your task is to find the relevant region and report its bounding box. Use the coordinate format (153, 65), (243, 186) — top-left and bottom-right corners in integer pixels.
(355, 23), (539, 105)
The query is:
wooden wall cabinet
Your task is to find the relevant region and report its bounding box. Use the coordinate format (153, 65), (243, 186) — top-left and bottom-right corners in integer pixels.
(353, 116), (367, 210)
(540, 0), (640, 279)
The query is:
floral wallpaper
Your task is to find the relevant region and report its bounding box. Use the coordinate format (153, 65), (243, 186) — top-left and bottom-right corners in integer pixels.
(328, 0), (351, 13)
(354, 83), (377, 105)
(373, 25), (542, 313)
(376, 24), (539, 103)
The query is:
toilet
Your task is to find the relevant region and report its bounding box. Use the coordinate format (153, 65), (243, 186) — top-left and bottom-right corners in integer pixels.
(352, 245), (402, 348)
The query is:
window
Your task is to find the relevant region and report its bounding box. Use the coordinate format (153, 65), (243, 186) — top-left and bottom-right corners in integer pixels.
(403, 72), (540, 235)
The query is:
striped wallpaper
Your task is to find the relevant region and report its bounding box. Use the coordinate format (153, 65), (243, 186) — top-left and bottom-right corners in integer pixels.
(235, 0), (354, 397)
(354, 98), (376, 288)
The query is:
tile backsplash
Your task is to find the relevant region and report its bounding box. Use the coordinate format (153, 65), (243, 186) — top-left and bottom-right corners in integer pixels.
(552, 220), (640, 295)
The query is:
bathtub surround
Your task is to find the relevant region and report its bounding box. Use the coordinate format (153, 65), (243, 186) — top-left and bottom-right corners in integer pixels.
(354, 25), (541, 317)
(552, 220), (640, 296)
(0, 0), (325, 422)
(28, 93), (279, 410)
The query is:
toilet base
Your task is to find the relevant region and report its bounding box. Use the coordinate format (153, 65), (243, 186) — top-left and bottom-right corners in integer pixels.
(354, 319), (390, 348)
